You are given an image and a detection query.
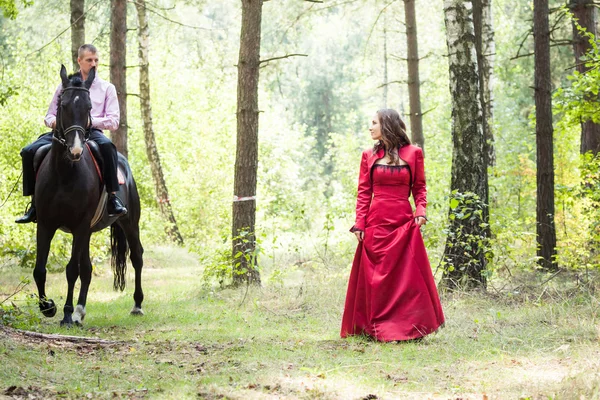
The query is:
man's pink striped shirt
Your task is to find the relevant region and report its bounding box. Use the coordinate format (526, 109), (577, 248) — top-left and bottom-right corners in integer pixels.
(44, 75), (120, 132)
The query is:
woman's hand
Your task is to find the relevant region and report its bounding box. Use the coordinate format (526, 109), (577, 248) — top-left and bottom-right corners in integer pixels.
(354, 230), (364, 242)
(415, 216), (427, 227)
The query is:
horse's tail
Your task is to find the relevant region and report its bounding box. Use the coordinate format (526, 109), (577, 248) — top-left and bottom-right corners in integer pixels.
(111, 223), (129, 291)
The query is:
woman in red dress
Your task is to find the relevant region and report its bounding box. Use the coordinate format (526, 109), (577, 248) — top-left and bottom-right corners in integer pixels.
(341, 109), (444, 342)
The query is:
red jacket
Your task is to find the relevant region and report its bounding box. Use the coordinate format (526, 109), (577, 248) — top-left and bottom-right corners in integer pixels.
(352, 144), (427, 231)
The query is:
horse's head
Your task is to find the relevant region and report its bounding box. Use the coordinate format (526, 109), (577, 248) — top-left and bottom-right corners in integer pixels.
(55, 64), (95, 162)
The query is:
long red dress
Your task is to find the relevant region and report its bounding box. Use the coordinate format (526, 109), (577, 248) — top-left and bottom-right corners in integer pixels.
(341, 147), (444, 342)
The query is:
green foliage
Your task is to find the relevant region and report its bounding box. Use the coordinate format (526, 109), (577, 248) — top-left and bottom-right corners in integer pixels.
(580, 153), (600, 223)
(0, 85), (18, 106)
(0, 277), (40, 327)
(201, 230), (261, 288)
(232, 229), (260, 276)
(551, 15), (600, 272)
(554, 16), (600, 125)
(200, 240), (235, 288)
(553, 151), (600, 271)
(442, 191), (492, 278)
(0, 0), (32, 20)
(0, 0), (596, 284)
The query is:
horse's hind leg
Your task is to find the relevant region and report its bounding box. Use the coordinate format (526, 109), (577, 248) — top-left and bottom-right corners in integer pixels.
(61, 231), (91, 327)
(120, 220), (144, 315)
(128, 229), (144, 315)
(33, 225), (57, 317)
(130, 234), (144, 315)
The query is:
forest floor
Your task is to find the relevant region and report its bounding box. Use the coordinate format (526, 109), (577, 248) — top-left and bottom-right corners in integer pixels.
(1, 246), (600, 399)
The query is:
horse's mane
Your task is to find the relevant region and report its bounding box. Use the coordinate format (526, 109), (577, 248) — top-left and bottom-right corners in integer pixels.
(66, 72), (84, 88)
(55, 72), (85, 132)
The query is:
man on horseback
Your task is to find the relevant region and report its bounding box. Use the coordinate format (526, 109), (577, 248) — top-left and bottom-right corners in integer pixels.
(16, 44), (127, 223)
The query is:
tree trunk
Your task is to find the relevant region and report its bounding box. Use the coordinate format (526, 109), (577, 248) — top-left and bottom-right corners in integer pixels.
(110, 0), (128, 157)
(403, 0), (424, 149)
(441, 0), (489, 289)
(472, 0), (495, 166)
(569, 0), (600, 156)
(472, 0), (494, 245)
(232, 0), (263, 286)
(533, 0), (557, 270)
(70, 0), (85, 73)
(382, 11), (388, 108)
(134, 0), (184, 246)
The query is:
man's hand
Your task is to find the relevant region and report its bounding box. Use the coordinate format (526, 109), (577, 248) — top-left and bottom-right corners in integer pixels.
(50, 121), (56, 129)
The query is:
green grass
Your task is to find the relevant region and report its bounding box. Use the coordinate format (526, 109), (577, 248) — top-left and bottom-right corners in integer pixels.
(2, 246), (600, 399)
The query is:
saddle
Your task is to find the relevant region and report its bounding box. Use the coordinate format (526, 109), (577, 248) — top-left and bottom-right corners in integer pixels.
(34, 141), (126, 230)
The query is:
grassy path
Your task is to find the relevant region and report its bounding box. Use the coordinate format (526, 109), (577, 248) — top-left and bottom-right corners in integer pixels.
(1, 246), (600, 399)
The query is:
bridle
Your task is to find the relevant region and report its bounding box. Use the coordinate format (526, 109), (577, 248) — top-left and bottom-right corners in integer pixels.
(53, 86), (92, 148)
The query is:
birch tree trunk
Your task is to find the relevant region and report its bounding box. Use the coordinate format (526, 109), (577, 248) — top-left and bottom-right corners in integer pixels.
(134, 0), (184, 245)
(403, 0), (424, 149)
(569, 0), (600, 156)
(533, 0), (557, 270)
(472, 0), (495, 166)
(232, 0), (263, 286)
(110, 0), (128, 157)
(70, 0), (85, 72)
(441, 0), (488, 289)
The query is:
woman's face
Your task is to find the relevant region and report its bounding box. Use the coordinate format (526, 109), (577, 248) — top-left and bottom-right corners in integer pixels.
(370, 114), (382, 141)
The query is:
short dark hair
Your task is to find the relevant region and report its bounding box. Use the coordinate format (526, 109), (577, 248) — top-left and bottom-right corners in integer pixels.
(78, 44), (97, 58)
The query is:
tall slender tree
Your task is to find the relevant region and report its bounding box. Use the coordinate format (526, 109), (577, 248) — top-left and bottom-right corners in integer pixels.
(533, 0), (557, 270)
(382, 12), (388, 108)
(134, 0), (184, 245)
(110, 0), (128, 157)
(472, 0), (495, 166)
(441, 0), (489, 289)
(403, 0), (424, 148)
(568, 0), (600, 156)
(232, 0), (263, 286)
(472, 0), (494, 246)
(70, 0), (85, 72)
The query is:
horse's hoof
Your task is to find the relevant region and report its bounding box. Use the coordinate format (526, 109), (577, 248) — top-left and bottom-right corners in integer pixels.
(60, 320), (73, 328)
(72, 305), (86, 324)
(40, 299), (56, 318)
(130, 307), (144, 316)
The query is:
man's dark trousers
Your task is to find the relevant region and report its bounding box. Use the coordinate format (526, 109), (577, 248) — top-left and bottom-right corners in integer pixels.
(20, 129), (120, 196)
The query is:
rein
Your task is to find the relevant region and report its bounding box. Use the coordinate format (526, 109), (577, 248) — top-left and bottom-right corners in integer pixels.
(53, 86), (92, 148)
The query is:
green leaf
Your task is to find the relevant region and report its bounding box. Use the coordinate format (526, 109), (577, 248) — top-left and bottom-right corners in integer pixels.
(450, 198), (460, 209)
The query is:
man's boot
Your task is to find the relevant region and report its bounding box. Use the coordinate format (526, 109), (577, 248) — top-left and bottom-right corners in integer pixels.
(107, 193), (127, 217)
(15, 198), (37, 223)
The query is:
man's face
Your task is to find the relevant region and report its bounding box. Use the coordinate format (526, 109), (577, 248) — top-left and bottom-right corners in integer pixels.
(77, 50), (99, 76)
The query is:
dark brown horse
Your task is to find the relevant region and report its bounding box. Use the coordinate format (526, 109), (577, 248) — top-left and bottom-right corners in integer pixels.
(33, 65), (144, 326)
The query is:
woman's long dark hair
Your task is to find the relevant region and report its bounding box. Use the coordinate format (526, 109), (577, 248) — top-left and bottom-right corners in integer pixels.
(373, 108), (411, 165)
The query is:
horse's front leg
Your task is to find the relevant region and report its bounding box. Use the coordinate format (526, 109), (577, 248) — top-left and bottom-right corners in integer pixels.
(73, 234), (93, 325)
(60, 256), (78, 327)
(61, 231), (90, 327)
(33, 225), (57, 317)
